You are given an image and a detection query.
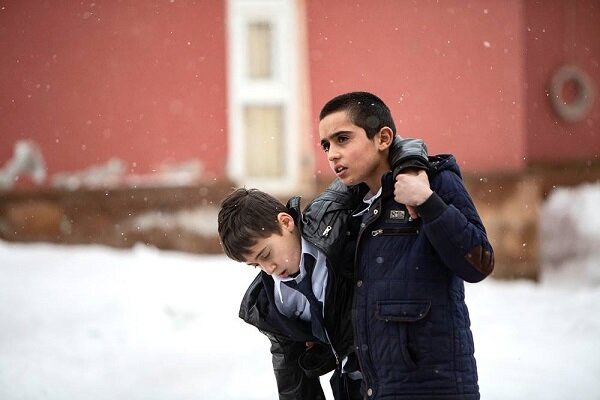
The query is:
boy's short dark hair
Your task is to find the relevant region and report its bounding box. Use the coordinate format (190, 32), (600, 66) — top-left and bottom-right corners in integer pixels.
(319, 91), (396, 138)
(218, 188), (287, 262)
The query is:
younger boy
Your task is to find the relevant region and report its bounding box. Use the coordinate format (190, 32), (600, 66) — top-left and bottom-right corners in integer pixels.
(313, 91), (494, 399)
(218, 187), (361, 400)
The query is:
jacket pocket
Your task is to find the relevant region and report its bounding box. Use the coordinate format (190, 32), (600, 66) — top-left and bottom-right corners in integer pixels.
(375, 301), (431, 370)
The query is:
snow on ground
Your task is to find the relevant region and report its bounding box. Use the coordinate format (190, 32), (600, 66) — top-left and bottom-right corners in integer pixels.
(0, 183), (599, 400)
(0, 244), (275, 400)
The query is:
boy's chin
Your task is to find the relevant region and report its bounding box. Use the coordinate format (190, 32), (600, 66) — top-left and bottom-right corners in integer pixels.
(338, 176), (355, 186)
(287, 269), (301, 279)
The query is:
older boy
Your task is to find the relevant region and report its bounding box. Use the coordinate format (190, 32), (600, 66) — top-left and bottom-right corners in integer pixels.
(313, 91), (494, 399)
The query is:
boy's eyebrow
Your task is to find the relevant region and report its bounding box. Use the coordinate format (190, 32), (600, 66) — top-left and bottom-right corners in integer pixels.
(243, 246), (264, 264)
(320, 130), (352, 146)
(254, 246), (268, 260)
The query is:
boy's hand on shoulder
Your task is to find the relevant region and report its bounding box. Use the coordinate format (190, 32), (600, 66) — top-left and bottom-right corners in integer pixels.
(394, 169), (433, 218)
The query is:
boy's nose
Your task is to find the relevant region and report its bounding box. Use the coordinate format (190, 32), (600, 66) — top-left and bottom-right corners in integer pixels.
(327, 148), (340, 161)
(262, 263), (276, 274)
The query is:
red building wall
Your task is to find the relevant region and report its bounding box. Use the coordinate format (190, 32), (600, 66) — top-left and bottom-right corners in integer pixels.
(306, 0), (528, 177)
(524, 0), (600, 164)
(2, 1), (597, 189)
(0, 1), (227, 181)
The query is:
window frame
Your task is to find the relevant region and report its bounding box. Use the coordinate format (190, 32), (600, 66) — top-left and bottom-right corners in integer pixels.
(227, 0), (300, 194)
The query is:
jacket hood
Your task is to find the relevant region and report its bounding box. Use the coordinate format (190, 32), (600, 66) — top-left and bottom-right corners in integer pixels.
(428, 154), (462, 179)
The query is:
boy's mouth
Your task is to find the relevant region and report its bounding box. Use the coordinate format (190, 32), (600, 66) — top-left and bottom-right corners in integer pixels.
(334, 165), (347, 175)
(277, 270), (288, 278)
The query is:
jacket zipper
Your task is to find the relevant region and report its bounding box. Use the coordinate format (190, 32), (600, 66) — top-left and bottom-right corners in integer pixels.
(305, 236), (341, 368)
(323, 324), (340, 366)
(352, 211), (382, 395)
(371, 227), (419, 236)
(306, 207), (378, 387)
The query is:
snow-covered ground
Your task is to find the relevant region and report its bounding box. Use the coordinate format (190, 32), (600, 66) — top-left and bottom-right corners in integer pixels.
(1, 184), (599, 400)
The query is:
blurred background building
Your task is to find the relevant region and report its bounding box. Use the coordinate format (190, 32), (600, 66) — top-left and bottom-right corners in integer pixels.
(1, 0), (598, 279)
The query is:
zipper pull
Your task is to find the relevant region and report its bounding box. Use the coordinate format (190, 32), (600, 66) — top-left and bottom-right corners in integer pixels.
(371, 229), (383, 236)
(333, 347), (340, 366)
(322, 225), (332, 237)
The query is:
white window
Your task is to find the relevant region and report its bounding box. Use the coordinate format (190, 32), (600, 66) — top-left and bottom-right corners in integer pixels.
(227, 0), (309, 194)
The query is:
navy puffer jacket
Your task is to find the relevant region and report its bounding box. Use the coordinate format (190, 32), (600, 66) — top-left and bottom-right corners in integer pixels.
(352, 155), (493, 399)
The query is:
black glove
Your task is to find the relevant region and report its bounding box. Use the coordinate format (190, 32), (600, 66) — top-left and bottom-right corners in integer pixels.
(298, 343), (337, 378)
(388, 136), (429, 179)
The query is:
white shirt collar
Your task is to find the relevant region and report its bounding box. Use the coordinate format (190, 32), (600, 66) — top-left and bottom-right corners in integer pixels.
(272, 238), (314, 302)
(272, 239), (322, 304)
(352, 187), (383, 217)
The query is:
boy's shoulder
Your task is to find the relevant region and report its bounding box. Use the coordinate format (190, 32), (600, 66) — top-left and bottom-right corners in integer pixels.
(301, 181), (362, 235)
(286, 179), (363, 239)
(302, 179), (366, 217)
(288, 179), (363, 266)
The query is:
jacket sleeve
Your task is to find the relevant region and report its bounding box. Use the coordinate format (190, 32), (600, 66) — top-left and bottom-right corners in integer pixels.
(388, 136), (429, 177)
(265, 332), (326, 400)
(416, 169), (494, 283)
(240, 275), (325, 399)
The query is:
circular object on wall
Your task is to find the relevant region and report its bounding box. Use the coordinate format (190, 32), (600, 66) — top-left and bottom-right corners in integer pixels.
(549, 65), (595, 123)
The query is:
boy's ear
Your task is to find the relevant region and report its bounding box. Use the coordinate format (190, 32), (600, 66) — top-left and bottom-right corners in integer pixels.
(277, 212), (296, 231)
(376, 127), (394, 150)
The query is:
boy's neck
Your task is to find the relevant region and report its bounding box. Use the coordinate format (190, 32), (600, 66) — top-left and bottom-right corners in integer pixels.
(366, 185), (381, 198)
(365, 161), (390, 195)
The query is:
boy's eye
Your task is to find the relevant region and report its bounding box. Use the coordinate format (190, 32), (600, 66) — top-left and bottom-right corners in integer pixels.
(321, 142), (330, 152)
(261, 252), (270, 260)
(337, 135), (348, 144)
